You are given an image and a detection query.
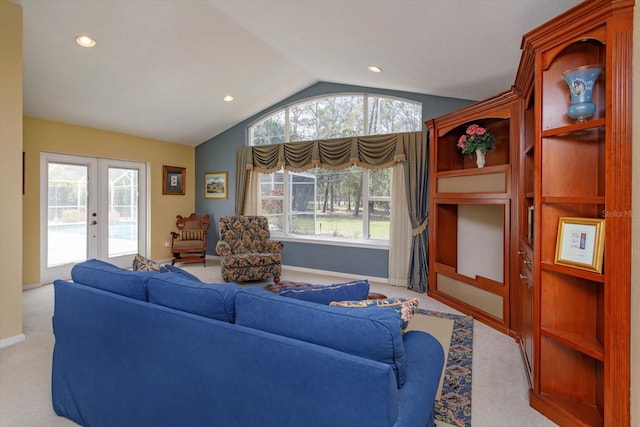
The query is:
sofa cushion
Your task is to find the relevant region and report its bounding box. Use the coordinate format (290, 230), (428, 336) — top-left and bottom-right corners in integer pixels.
(235, 287), (407, 387)
(330, 297), (420, 331)
(163, 264), (202, 282)
(132, 253), (170, 272)
(221, 253), (281, 268)
(147, 273), (240, 322)
(71, 259), (156, 301)
(278, 279), (370, 305)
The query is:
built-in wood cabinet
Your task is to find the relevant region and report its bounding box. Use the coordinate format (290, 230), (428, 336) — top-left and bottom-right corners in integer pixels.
(427, 1), (632, 425)
(514, 65), (537, 389)
(426, 92), (518, 333)
(516, 1), (633, 425)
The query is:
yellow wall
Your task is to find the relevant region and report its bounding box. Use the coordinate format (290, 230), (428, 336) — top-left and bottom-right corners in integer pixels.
(23, 117), (195, 285)
(0, 0), (24, 343)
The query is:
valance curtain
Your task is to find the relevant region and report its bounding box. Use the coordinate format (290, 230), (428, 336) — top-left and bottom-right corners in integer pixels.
(235, 131), (430, 292)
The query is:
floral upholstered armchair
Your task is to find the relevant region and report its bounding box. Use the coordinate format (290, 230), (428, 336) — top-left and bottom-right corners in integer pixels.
(215, 216), (283, 283)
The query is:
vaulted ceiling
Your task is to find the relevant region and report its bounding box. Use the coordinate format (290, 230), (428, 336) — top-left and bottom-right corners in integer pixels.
(19, 0), (582, 146)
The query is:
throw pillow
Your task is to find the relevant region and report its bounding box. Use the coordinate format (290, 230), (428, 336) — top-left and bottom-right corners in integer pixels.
(179, 229), (203, 241)
(278, 280), (369, 305)
(132, 254), (170, 272)
(330, 297), (420, 331)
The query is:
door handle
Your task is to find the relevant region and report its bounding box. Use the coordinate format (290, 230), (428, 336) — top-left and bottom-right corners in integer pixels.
(90, 221), (97, 225)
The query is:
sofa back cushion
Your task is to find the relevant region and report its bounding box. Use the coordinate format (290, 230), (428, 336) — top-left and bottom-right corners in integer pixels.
(235, 287), (407, 387)
(148, 273), (240, 322)
(278, 279), (370, 305)
(71, 259), (156, 301)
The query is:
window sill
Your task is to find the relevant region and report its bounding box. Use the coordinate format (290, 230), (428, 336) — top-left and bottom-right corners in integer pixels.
(272, 234), (389, 250)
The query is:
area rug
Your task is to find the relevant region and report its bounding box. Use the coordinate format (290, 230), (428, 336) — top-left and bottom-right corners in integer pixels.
(408, 309), (473, 427)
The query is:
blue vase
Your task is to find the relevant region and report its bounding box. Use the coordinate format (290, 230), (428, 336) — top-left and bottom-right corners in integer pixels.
(562, 65), (603, 123)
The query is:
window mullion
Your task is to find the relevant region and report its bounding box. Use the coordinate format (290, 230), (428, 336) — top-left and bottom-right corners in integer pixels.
(283, 170), (290, 235)
(363, 170), (370, 240)
(284, 106), (290, 143)
(363, 95), (369, 136)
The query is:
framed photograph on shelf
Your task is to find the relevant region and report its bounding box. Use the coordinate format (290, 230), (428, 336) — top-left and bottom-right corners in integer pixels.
(204, 171), (228, 200)
(554, 217), (605, 273)
(162, 165), (185, 195)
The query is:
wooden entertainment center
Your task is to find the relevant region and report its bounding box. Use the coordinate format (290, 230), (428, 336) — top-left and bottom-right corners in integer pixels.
(426, 1), (633, 425)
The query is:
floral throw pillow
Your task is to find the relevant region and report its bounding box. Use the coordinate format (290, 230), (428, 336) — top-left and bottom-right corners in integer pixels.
(330, 297), (420, 331)
(132, 254), (170, 272)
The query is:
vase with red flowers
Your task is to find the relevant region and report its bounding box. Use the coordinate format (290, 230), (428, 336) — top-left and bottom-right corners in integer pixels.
(456, 124), (496, 168)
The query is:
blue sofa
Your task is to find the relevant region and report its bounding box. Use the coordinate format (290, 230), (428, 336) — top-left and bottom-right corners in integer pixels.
(52, 260), (445, 427)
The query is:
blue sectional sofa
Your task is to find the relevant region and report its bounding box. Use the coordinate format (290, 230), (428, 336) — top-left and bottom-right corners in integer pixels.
(52, 259), (445, 427)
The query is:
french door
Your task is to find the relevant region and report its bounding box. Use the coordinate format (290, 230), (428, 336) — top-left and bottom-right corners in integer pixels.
(40, 153), (147, 283)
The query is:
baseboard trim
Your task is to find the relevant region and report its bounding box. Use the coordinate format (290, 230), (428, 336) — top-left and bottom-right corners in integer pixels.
(22, 283), (42, 291)
(0, 333), (26, 349)
(181, 255), (389, 285)
(281, 264), (388, 286)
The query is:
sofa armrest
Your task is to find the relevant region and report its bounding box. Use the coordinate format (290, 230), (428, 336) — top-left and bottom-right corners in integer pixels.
(216, 241), (231, 256)
(393, 331), (445, 427)
(264, 240), (284, 253)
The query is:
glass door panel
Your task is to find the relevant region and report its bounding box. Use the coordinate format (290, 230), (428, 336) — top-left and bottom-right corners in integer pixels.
(107, 167), (139, 257)
(47, 162), (90, 267)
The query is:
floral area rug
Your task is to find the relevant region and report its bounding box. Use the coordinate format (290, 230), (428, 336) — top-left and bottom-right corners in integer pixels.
(416, 309), (473, 427)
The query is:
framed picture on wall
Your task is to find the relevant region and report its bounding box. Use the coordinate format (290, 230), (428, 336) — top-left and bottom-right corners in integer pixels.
(554, 217), (605, 273)
(204, 171), (228, 200)
(162, 165), (185, 195)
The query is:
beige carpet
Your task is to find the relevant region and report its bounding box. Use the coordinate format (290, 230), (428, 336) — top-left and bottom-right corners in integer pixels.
(406, 313), (454, 399)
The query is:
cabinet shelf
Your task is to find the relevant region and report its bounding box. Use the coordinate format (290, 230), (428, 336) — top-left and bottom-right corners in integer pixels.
(542, 118), (606, 137)
(434, 262), (504, 294)
(540, 327), (604, 361)
(541, 196), (605, 205)
(531, 393), (604, 427)
(434, 164), (508, 178)
(540, 261), (604, 283)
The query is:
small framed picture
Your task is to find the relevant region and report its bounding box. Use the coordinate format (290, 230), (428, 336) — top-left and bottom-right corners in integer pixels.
(204, 171), (228, 200)
(162, 165), (185, 195)
(554, 217), (605, 273)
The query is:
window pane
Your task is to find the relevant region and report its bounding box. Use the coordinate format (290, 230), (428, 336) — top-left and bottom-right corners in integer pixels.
(289, 171), (316, 235)
(290, 96), (363, 142)
(251, 110), (285, 146)
(368, 169), (390, 240)
(313, 167), (363, 239)
(260, 172), (284, 232)
(368, 96), (422, 135)
(369, 169), (391, 197)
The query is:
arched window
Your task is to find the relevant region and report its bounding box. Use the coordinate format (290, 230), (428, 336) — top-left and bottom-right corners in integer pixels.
(248, 94), (421, 243)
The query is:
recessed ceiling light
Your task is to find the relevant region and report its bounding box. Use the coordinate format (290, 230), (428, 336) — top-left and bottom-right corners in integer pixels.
(223, 95), (234, 102)
(368, 66), (383, 73)
(75, 35), (96, 47)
